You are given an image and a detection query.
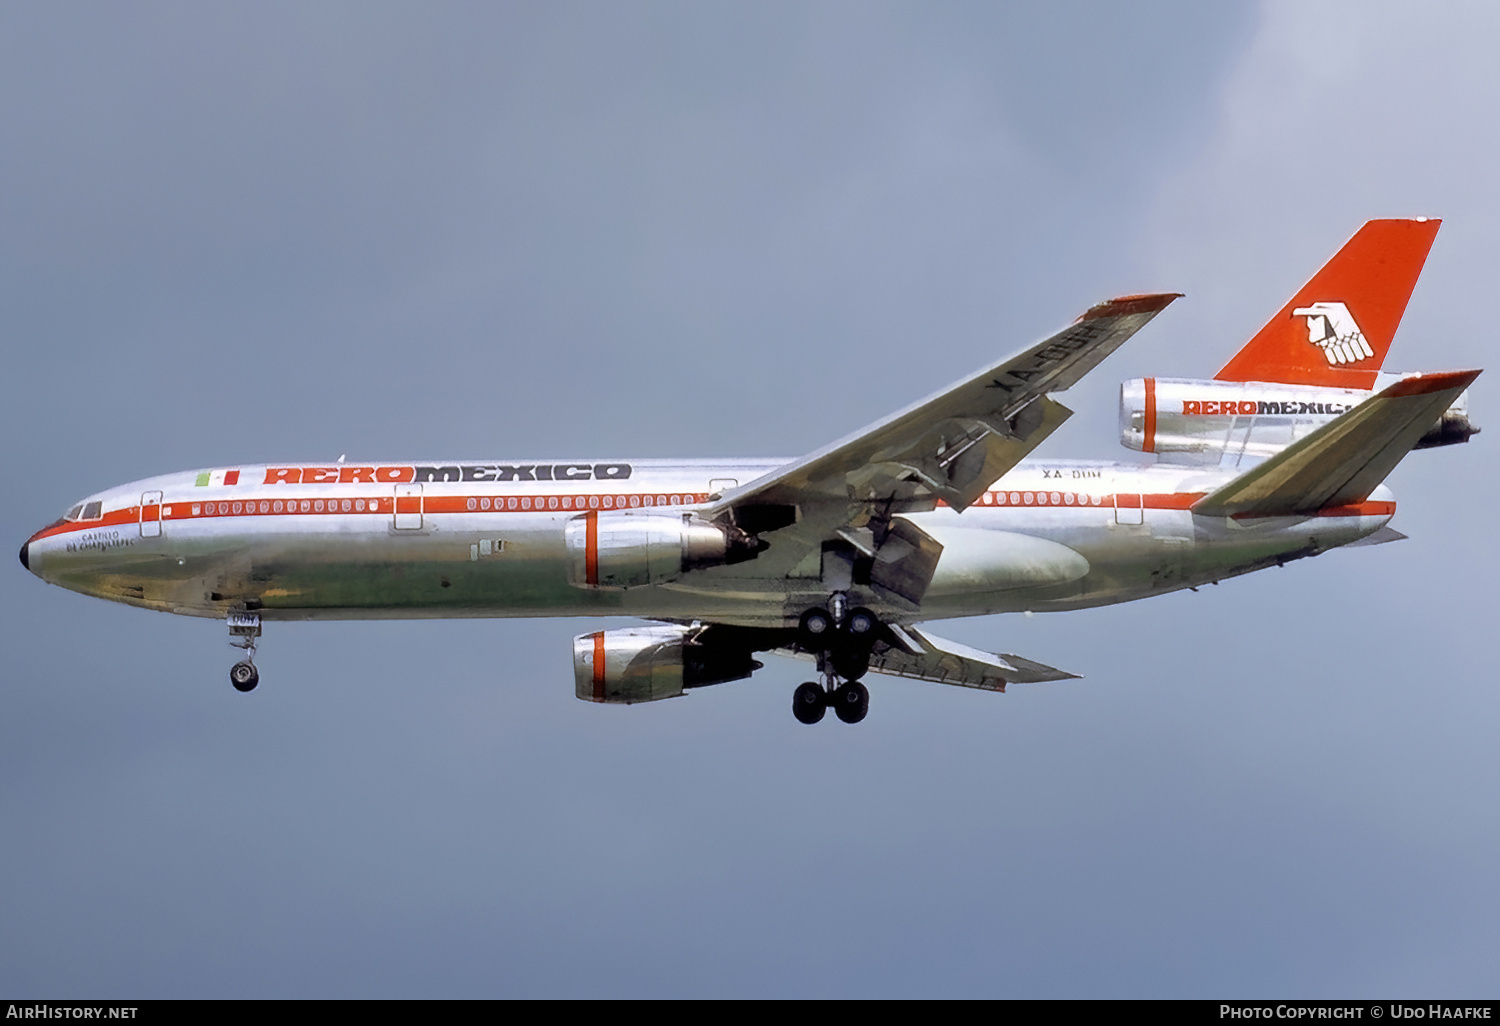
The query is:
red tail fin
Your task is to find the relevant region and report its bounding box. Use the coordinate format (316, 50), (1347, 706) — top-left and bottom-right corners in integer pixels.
(1215, 218), (1440, 389)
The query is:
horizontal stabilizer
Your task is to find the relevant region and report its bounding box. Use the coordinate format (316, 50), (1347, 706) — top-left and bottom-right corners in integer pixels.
(1344, 525), (1408, 548)
(864, 625), (1079, 692)
(1193, 370), (1481, 518)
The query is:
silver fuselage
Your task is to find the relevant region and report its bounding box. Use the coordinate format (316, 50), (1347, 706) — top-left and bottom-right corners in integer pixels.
(22, 456), (1393, 626)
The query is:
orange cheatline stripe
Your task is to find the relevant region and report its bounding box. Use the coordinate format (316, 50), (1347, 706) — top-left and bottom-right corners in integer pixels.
(1146, 493), (1202, 510)
(29, 489), (1398, 543)
(33, 492), (712, 538)
(29, 506), (139, 540)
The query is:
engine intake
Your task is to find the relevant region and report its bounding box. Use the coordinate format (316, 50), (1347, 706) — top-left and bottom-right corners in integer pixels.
(564, 511), (762, 590)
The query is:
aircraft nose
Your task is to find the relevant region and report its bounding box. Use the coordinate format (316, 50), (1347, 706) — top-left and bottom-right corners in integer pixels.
(19, 527), (49, 578)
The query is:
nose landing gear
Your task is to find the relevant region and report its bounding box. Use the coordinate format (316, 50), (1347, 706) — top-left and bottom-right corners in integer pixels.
(227, 611), (261, 693)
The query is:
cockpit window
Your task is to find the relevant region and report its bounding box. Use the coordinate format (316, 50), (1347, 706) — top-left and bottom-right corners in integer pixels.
(64, 505), (84, 522)
(82, 501), (103, 520)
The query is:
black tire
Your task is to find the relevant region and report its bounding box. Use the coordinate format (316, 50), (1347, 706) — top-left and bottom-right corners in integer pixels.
(799, 608), (833, 645)
(833, 681), (869, 724)
(230, 661), (259, 693)
(792, 681), (826, 724)
(846, 607), (878, 637)
(830, 645), (871, 682)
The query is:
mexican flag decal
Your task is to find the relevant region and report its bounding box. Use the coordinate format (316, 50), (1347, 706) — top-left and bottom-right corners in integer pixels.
(194, 469), (241, 487)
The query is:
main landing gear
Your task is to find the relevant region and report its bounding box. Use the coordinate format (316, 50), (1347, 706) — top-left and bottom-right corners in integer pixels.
(792, 677), (869, 725)
(791, 594), (876, 725)
(227, 610), (261, 693)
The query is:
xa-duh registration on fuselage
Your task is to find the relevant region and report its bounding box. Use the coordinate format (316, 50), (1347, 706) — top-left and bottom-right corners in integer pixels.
(21, 219), (1481, 724)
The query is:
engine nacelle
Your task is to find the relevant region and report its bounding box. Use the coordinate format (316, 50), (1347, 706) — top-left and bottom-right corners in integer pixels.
(1121, 377), (1477, 462)
(1414, 405), (1481, 448)
(573, 624), (761, 704)
(564, 512), (761, 590)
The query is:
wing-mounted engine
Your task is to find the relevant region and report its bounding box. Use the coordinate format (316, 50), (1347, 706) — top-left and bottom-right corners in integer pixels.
(1120, 377), (1477, 465)
(573, 624), (762, 704)
(564, 511), (764, 590)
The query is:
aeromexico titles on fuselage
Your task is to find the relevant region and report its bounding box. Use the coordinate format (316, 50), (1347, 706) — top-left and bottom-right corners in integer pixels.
(259, 462), (636, 484)
(1178, 398), (1358, 416)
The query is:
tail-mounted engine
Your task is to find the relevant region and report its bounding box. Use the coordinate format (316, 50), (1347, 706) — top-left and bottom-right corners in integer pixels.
(564, 511), (763, 590)
(1121, 377), (1477, 462)
(1414, 405), (1481, 448)
(573, 624), (762, 704)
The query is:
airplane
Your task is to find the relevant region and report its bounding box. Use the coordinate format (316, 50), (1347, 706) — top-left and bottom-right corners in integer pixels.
(19, 218), (1481, 725)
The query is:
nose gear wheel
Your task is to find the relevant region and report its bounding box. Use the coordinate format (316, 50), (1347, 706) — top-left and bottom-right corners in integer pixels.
(227, 610), (262, 693)
(230, 661), (259, 692)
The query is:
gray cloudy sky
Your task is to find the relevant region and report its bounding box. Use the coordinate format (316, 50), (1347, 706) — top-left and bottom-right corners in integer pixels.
(4, 1), (1498, 997)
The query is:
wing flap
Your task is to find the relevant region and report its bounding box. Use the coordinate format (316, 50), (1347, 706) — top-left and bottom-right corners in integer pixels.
(1192, 369), (1481, 518)
(770, 625), (1078, 691)
(868, 516), (945, 607)
(864, 625), (1079, 692)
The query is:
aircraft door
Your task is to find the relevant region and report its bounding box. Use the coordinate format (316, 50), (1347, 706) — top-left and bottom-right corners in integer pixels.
(140, 491), (163, 537)
(1113, 489), (1144, 526)
(394, 484), (423, 530)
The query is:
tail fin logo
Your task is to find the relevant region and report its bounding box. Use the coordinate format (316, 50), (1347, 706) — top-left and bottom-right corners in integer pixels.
(1292, 301), (1374, 366)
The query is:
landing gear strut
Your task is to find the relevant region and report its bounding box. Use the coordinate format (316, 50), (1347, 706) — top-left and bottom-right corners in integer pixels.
(227, 610), (261, 693)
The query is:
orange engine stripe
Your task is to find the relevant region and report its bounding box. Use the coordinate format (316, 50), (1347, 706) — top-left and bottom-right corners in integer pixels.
(585, 511), (599, 586)
(592, 632), (606, 701)
(1143, 376), (1157, 453)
